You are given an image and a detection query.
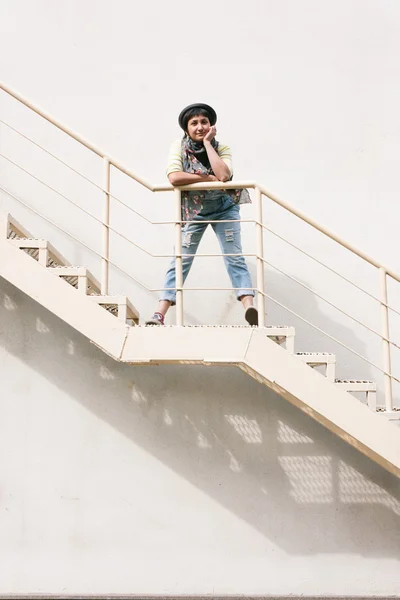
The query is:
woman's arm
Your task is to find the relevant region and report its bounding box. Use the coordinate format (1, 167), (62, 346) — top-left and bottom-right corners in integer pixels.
(168, 172), (218, 186)
(204, 127), (231, 182)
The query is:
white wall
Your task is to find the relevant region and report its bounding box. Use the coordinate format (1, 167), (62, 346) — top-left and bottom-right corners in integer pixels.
(1, 277), (400, 597)
(0, 1), (400, 595)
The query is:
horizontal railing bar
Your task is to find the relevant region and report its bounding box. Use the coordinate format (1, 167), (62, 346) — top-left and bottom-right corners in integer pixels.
(3, 183), (400, 379)
(0, 187), (267, 292)
(259, 254), (400, 349)
(258, 186), (400, 285)
(0, 120), (169, 229)
(0, 151), (107, 222)
(3, 128), (395, 319)
(0, 155), (260, 258)
(2, 169), (400, 347)
(2, 80), (400, 287)
(153, 181), (257, 192)
(108, 190), (258, 226)
(2, 165), (400, 349)
(0, 81), (154, 191)
(261, 222), (400, 317)
(0, 185), (152, 292)
(2, 82), (400, 381)
(258, 297), (399, 385)
(108, 192), (158, 224)
(0, 154), (257, 259)
(161, 176), (400, 283)
(0, 117), (104, 193)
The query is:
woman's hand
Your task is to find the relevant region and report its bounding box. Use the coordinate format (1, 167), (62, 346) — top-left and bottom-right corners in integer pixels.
(203, 125), (216, 144)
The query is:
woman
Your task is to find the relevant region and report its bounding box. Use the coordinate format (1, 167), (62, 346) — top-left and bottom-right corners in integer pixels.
(146, 103), (258, 326)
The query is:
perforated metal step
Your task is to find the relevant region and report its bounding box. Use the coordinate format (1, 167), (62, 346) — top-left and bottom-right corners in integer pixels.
(89, 294), (139, 325)
(47, 266), (101, 295)
(296, 352), (336, 380)
(8, 237), (69, 268)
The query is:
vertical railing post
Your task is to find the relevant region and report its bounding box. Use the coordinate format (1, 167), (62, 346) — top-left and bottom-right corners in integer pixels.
(255, 187), (265, 327)
(379, 267), (393, 411)
(101, 157), (110, 295)
(175, 188), (184, 326)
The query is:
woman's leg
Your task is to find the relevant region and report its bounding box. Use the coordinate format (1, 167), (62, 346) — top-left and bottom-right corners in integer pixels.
(146, 220), (207, 324)
(212, 203), (258, 324)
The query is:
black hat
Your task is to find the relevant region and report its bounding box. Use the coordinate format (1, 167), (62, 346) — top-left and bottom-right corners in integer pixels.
(178, 103), (217, 131)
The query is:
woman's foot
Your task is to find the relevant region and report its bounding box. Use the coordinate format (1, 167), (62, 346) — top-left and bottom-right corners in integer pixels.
(245, 306), (258, 326)
(145, 312), (165, 326)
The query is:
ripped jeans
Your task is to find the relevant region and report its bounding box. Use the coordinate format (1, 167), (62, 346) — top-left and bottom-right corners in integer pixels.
(161, 195), (254, 304)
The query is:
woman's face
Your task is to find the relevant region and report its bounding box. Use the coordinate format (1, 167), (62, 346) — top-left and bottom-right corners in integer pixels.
(186, 114), (211, 142)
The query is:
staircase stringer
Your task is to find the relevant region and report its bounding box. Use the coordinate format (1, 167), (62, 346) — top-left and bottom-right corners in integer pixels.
(120, 326), (400, 478)
(242, 329), (400, 479)
(0, 235), (128, 359)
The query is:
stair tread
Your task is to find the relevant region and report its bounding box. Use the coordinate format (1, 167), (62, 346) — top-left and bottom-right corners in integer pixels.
(336, 378), (375, 383)
(134, 324), (294, 330)
(89, 295), (139, 319)
(297, 352), (334, 356)
(47, 265), (101, 293)
(9, 236), (70, 267)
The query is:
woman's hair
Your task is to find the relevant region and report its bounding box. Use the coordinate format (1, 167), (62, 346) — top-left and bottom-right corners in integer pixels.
(182, 107), (211, 131)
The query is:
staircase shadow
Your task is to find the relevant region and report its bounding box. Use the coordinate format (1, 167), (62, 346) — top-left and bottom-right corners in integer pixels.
(0, 275), (399, 560)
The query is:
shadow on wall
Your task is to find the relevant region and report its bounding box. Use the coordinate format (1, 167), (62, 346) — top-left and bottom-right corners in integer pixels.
(0, 276), (399, 559)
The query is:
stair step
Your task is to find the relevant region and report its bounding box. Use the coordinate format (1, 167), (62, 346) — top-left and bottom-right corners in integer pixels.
(3, 213), (33, 240)
(47, 266), (101, 295)
(335, 379), (376, 391)
(265, 326), (295, 354)
(8, 237), (70, 268)
(376, 407), (400, 421)
(296, 352), (336, 381)
(336, 378), (377, 411)
(89, 295), (139, 325)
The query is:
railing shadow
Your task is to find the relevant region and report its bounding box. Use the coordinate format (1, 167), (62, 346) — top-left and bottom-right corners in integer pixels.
(1, 275), (399, 560)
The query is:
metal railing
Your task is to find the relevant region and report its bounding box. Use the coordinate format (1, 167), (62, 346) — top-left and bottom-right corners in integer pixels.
(0, 80), (399, 413)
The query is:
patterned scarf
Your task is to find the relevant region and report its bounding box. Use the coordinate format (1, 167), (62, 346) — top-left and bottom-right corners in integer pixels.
(180, 134), (251, 221)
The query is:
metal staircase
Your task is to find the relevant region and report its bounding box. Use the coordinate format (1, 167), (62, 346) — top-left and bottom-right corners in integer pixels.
(1, 80), (400, 480)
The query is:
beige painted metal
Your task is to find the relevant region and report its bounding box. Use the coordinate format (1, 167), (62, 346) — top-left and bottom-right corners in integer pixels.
(0, 81), (154, 192)
(8, 237), (71, 268)
(296, 352), (336, 381)
(380, 268), (393, 411)
(174, 188), (183, 326)
(102, 157), (111, 295)
(1, 212), (32, 239)
(1, 80), (400, 419)
(120, 326), (400, 479)
(1, 215), (400, 477)
(242, 329), (400, 479)
(47, 266), (99, 294)
(254, 187), (265, 327)
(89, 295), (140, 325)
(335, 380), (377, 411)
(9, 238), (49, 266)
(2, 80), (399, 285)
(0, 236), (128, 357)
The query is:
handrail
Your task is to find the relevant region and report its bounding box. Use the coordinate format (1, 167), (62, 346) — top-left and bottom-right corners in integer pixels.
(4, 182), (400, 391)
(1, 80), (399, 284)
(0, 81), (154, 191)
(1, 80), (398, 411)
(2, 174), (399, 350)
(2, 112), (399, 318)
